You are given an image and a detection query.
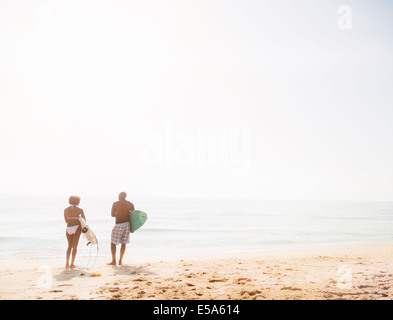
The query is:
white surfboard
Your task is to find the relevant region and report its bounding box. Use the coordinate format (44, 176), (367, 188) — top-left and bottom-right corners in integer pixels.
(79, 215), (98, 246)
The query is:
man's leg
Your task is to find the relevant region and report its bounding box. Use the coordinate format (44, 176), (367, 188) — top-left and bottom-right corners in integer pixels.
(108, 225), (118, 265)
(118, 223), (130, 265)
(107, 243), (117, 265)
(119, 244), (126, 265)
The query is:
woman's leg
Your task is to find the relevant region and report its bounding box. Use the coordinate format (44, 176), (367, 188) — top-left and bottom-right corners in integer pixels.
(70, 227), (81, 268)
(66, 232), (73, 268)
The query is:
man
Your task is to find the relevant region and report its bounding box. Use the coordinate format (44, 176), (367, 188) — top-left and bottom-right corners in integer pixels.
(107, 192), (135, 266)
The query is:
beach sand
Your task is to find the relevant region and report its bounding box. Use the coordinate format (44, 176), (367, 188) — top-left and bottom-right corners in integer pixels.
(1, 244), (393, 300)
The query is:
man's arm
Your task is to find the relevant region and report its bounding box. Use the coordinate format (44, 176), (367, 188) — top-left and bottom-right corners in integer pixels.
(129, 202), (135, 232)
(111, 203), (116, 218)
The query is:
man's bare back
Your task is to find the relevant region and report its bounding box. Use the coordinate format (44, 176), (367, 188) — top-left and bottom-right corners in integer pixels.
(111, 199), (135, 224)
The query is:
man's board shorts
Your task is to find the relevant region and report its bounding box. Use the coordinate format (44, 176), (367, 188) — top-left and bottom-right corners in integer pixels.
(111, 222), (130, 245)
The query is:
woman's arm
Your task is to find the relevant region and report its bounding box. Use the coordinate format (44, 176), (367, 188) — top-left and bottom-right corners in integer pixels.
(64, 209), (68, 224)
(81, 209), (86, 221)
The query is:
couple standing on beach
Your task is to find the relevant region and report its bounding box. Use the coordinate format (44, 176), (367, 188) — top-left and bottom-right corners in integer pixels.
(64, 192), (134, 269)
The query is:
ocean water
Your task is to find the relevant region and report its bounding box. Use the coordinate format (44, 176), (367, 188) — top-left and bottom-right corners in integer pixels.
(0, 196), (393, 261)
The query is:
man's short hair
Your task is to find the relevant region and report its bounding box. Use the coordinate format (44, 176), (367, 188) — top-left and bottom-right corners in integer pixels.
(119, 192), (127, 200)
(69, 195), (81, 206)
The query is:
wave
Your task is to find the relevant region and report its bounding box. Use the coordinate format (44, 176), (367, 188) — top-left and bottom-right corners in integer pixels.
(141, 227), (268, 233)
(1, 198), (393, 260)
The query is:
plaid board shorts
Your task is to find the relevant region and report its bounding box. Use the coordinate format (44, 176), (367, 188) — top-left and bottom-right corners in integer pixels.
(111, 222), (130, 245)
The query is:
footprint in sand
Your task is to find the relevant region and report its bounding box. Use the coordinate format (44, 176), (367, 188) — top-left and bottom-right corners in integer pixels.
(57, 284), (73, 287)
(209, 278), (228, 283)
(245, 290), (262, 296)
(237, 277), (251, 281)
(133, 278), (145, 282)
(281, 286), (302, 291)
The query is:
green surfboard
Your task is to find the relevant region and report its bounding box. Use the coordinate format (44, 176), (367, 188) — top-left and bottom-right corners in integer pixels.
(130, 210), (148, 233)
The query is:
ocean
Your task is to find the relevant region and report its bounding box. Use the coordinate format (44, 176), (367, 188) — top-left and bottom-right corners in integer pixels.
(0, 195), (393, 262)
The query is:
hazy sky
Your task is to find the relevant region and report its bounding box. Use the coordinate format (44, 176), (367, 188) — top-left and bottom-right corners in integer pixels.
(1, 0), (392, 201)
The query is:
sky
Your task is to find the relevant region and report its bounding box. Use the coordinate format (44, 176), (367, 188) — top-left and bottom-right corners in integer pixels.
(0, 0), (393, 201)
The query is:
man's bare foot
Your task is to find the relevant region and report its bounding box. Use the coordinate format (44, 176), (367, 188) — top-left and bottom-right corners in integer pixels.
(118, 261), (123, 266)
(107, 261), (116, 266)
(65, 265), (70, 269)
(70, 264), (76, 269)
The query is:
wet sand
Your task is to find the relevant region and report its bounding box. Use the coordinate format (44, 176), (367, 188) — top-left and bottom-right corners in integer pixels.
(1, 244), (393, 300)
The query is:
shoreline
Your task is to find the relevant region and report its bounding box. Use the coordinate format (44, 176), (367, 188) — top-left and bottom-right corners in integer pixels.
(1, 243), (393, 300)
(2, 238), (392, 262)
(1, 239), (392, 267)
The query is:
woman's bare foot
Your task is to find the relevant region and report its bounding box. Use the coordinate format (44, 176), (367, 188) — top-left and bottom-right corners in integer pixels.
(70, 264), (76, 269)
(107, 261), (116, 266)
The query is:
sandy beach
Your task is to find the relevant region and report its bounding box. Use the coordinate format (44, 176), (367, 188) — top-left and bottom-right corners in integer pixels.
(1, 244), (393, 300)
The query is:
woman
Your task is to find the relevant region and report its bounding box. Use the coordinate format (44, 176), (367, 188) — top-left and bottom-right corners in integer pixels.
(64, 195), (86, 269)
